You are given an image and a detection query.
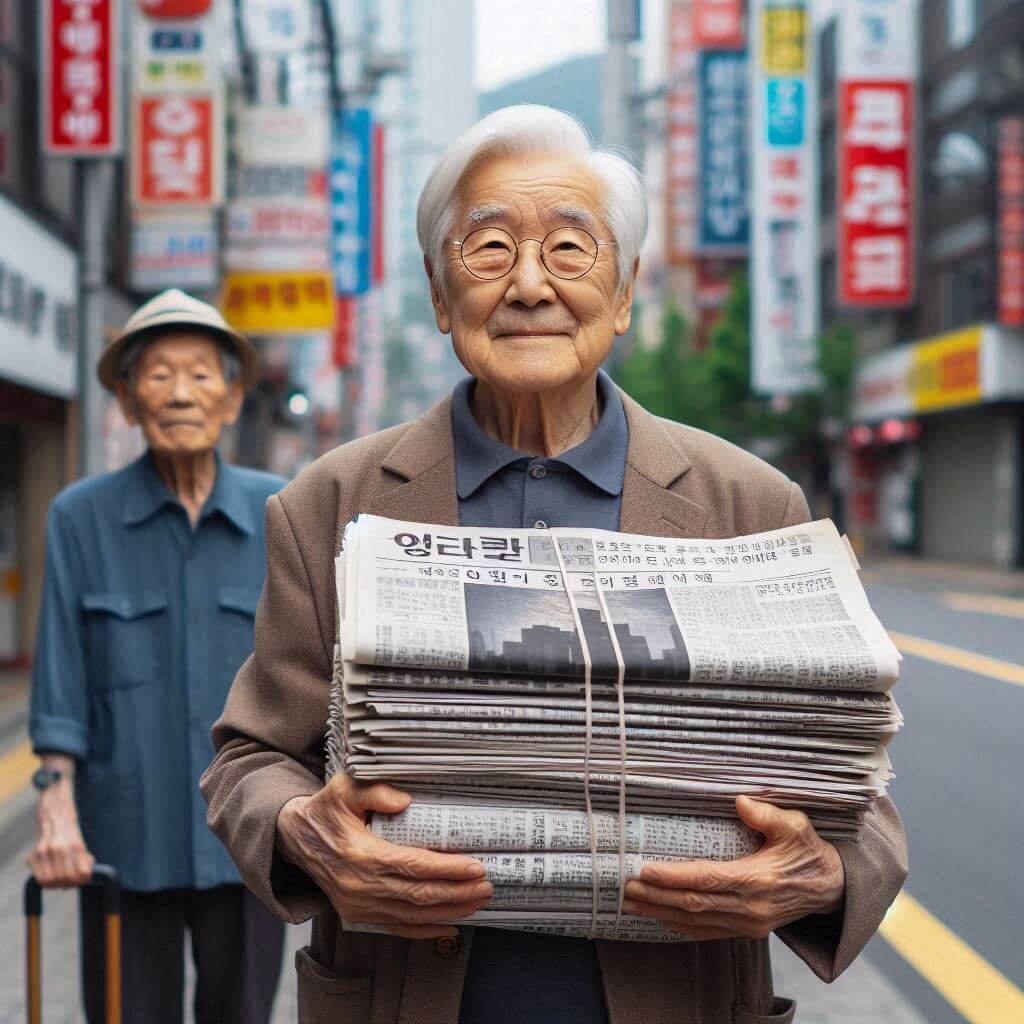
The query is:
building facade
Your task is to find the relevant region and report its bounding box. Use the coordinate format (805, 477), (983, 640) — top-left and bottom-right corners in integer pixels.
(820, 0), (1024, 566)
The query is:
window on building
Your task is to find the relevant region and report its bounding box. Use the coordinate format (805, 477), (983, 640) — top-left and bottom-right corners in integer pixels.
(928, 128), (989, 196)
(948, 0), (977, 49)
(945, 253), (992, 327)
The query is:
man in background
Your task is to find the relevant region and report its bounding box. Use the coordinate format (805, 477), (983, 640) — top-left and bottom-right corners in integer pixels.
(29, 290), (287, 1024)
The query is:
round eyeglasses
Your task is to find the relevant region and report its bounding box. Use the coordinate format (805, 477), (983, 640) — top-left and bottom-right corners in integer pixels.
(450, 226), (615, 281)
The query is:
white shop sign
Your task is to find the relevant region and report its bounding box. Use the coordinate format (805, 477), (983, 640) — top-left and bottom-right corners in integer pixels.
(0, 194), (78, 397)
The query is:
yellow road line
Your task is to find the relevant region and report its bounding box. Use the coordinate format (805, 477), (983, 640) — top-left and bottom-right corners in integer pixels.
(880, 890), (1024, 1024)
(941, 591), (1024, 620)
(890, 631), (1024, 689)
(0, 740), (36, 803)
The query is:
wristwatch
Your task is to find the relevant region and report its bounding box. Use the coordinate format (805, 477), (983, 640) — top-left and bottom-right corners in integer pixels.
(31, 767), (64, 791)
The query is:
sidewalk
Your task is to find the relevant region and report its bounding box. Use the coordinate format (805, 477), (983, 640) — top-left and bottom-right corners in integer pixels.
(859, 552), (1024, 596)
(0, 675), (930, 1022)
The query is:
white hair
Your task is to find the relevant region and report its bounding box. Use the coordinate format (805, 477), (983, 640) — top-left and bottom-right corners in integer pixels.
(416, 105), (647, 294)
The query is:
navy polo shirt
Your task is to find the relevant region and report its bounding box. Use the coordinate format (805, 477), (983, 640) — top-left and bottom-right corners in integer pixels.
(29, 452), (285, 892)
(452, 369), (626, 1024)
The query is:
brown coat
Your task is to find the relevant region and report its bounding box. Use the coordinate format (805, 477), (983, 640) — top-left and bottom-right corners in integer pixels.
(201, 389), (907, 1024)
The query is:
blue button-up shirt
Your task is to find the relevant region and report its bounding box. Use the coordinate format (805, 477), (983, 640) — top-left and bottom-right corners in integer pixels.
(452, 370), (626, 1024)
(29, 452), (285, 892)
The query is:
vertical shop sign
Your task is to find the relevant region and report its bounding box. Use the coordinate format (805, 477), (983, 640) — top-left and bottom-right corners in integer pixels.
(241, 0), (312, 54)
(42, 0), (121, 154)
(665, 0), (698, 265)
(998, 117), (1024, 327)
(330, 107), (373, 296)
(838, 0), (917, 308)
(693, 0), (745, 48)
(750, 0), (819, 395)
(132, 94), (221, 205)
(697, 49), (748, 253)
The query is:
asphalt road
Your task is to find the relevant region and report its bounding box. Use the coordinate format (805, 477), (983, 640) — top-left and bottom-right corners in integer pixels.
(859, 566), (1024, 1023)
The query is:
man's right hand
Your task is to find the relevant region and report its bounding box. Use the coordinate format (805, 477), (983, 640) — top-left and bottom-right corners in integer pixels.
(275, 773), (492, 940)
(30, 774), (95, 888)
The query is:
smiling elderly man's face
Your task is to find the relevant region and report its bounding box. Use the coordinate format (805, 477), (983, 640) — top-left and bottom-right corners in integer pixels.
(430, 151), (635, 394)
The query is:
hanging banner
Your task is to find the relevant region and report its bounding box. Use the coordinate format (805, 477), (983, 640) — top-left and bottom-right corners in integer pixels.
(42, 0), (121, 155)
(133, 6), (216, 93)
(331, 106), (374, 296)
(750, 0), (819, 395)
(235, 105), (329, 167)
(697, 49), (748, 253)
(222, 271), (335, 334)
(224, 199), (331, 271)
(998, 117), (1024, 327)
(665, 0), (698, 265)
(132, 93), (223, 206)
(838, 0), (917, 308)
(240, 0), (312, 54)
(130, 209), (219, 290)
(693, 0), (745, 48)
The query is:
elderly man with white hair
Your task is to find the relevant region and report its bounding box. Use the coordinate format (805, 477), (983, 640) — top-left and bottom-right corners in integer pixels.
(203, 106), (906, 1024)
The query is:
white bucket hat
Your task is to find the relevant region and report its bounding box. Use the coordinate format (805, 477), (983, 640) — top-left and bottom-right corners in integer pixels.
(98, 288), (259, 392)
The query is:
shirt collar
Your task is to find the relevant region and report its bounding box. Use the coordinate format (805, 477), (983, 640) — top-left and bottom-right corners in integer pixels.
(452, 369), (628, 500)
(121, 451), (254, 534)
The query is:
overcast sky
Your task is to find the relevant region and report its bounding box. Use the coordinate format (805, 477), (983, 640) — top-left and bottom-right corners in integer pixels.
(474, 0), (605, 92)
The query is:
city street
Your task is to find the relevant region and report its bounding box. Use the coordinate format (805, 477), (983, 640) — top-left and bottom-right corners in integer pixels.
(0, 557), (1021, 1022)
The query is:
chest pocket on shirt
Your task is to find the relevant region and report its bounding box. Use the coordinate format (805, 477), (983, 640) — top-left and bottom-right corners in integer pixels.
(82, 589), (169, 688)
(217, 586), (260, 679)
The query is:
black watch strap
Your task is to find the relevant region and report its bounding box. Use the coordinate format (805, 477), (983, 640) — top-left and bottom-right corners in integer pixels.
(32, 767), (64, 791)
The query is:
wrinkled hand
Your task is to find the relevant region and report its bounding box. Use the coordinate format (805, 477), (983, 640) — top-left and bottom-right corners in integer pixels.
(276, 773), (492, 940)
(30, 780), (95, 888)
(622, 795), (845, 939)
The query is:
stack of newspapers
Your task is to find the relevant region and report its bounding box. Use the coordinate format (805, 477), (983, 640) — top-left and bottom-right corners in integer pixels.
(328, 515), (901, 940)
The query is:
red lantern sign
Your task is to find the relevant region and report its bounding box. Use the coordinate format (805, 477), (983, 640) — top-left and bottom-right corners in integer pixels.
(42, 0), (120, 155)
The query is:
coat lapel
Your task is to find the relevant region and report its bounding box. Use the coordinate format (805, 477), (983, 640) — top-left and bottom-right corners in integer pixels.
(618, 389), (709, 539)
(365, 395), (461, 528)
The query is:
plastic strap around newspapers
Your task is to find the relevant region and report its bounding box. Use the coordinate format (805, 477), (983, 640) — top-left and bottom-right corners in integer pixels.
(547, 530), (601, 938)
(589, 578), (629, 930)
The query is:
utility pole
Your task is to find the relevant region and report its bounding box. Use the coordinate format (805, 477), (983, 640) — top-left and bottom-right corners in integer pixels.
(76, 158), (115, 478)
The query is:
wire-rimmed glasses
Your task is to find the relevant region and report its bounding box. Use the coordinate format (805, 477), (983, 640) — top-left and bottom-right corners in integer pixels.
(450, 226), (615, 281)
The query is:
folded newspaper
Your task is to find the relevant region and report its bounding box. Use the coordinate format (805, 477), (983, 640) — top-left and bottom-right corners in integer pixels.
(327, 515), (902, 941)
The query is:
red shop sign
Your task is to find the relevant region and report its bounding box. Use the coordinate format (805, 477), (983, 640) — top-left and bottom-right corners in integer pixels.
(838, 80), (916, 307)
(137, 0), (211, 16)
(998, 117), (1024, 327)
(42, 0), (121, 155)
(133, 94), (220, 206)
(693, 0), (745, 49)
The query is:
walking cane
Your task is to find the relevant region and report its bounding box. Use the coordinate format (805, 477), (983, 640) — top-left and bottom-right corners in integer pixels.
(24, 865), (121, 1024)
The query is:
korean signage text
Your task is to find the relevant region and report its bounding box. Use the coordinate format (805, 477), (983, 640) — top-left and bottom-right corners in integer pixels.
(42, 0), (120, 155)
(222, 271), (336, 334)
(697, 50), (748, 253)
(665, 0), (697, 265)
(693, 0), (745, 48)
(331, 107), (374, 296)
(998, 118), (1024, 327)
(838, 1), (917, 308)
(750, 0), (819, 394)
(132, 94), (221, 205)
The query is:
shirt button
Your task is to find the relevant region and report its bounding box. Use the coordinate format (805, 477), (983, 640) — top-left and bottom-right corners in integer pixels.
(529, 463), (548, 480)
(435, 934), (461, 960)
(534, 520), (548, 529)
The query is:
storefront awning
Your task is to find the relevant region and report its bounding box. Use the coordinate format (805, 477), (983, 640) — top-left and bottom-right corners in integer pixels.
(851, 324), (1024, 424)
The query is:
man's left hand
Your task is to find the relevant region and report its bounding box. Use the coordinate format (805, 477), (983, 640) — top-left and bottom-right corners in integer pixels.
(622, 795), (845, 939)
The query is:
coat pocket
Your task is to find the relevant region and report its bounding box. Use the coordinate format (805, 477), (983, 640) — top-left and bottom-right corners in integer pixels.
(734, 997), (796, 1023)
(82, 589), (169, 688)
(295, 947), (372, 1024)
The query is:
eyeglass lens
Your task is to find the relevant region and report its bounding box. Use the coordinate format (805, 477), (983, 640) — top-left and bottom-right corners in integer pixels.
(460, 227), (599, 280)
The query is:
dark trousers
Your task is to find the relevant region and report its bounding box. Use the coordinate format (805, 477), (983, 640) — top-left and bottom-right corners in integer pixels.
(79, 884), (285, 1024)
